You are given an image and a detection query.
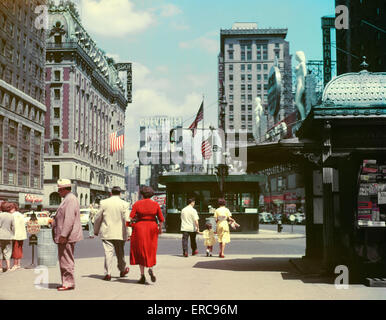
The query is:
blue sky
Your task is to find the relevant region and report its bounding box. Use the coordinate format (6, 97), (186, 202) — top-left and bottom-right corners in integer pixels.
(71, 0), (336, 162)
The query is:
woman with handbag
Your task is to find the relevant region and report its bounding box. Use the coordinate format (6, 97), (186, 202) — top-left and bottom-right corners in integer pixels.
(129, 186), (164, 284)
(214, 198), (238, 258)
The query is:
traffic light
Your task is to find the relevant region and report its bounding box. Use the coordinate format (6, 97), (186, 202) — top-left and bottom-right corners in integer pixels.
(169, 129), (176, 143)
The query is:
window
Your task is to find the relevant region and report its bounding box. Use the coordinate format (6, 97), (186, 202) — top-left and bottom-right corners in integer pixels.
(264, 74), (268, 81)
(248, 105), (252, 112)
(229, 84), (233, 92)
(22, 173), (29, 187)
(229, 114), (234, 122)
(247, 64), (252, 71)
(247, 74), (252, 81)
(229, 125), (234, 130)
(35, 132), (41, 145)
(257, 64), (261, 71)
(248, 125), (252, 131)
(247, 84), (252, 91)
(248, 115), (252, 121)
(229, 64), (233, 71)
(33, 176), (39, 188)
(241, 105), (246, 112)
(52, 165), (60, 180)
(54, 89), (60, 100)
(8, 145), (16, 161)
(8, 171), (16, 185)
(257, 74), (261, 81)
(228, 51), (233, 60)
(248, 94), (252, 102)
(241, 64), (245, 71)
(229, 94), (233, 102)
(241, 74), (245, 81)
(54, 108), (60, 118)
(229, 105), (233, 112)
(228, 44), (233, 49)
(49, 192), (61, 206)
(263, 64), (268, 71)
(229, 74), (233, 81)
(241, 95), (245, 103)
(241, 84), (245, 91)
(53, 126), (60, 138)
(54, 70), (61, 81)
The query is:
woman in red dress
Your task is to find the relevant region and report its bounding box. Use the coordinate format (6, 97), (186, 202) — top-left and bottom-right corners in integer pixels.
(130, 186), (164, 284)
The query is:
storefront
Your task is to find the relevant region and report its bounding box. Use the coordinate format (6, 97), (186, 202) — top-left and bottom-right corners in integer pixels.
(158, 173), (265, 232)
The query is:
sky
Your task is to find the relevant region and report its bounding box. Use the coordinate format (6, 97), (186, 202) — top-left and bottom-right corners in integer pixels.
(68, 0), (336, 164)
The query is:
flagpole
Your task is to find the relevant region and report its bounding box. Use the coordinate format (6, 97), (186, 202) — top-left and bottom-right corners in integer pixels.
(202, 94), (205, 173)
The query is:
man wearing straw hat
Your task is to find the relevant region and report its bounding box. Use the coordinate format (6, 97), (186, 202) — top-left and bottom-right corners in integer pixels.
(52, 179), (83, 291)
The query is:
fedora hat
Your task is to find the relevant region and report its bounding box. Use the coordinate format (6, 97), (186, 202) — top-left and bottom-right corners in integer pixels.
(57, 179), (72, 189)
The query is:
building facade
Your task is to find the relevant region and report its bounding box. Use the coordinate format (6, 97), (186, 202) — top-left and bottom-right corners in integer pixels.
(218, 22), (293, 146)
(43, 2), (126, 209)
(0, 0), (47, 208)
(335, 0), (385, 74)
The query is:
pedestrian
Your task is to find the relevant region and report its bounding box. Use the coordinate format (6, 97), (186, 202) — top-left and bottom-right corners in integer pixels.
(198, 223), (216, 257)
(51, 179), (83, 291)
(88, 204), (97, 239)
(10, 203), (27, 270)
(93, 186), (131, 281)
(130, 186), (164, 284)
(214, 198), (237, 258)
(180, 198), (200, 257)
(0, 202), (15, 272)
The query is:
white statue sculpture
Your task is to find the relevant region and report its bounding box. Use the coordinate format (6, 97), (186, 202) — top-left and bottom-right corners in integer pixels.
(295, 51), (307, 120)
(254, 97), (263, 141)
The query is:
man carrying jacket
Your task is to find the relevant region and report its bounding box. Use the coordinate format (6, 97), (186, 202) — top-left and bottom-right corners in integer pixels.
(94, 186), (131, 281)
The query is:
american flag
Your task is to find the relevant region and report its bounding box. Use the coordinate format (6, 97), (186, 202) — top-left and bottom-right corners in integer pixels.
(188, 101), (203, 137)
(110, 128), (124, 153)
(201, 136), (212, 160)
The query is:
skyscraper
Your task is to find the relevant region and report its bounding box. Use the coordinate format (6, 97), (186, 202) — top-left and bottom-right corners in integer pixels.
(0, 0), (47, 207)
(218, 22), (293, 146)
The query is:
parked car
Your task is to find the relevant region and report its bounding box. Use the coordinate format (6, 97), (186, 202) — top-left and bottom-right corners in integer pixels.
(273, 213), (283, 224)
(259, 212), (274, 224)
(294, 213), (305, 224)
(80, 208), (90, 230)
(24, 211), (53, 228)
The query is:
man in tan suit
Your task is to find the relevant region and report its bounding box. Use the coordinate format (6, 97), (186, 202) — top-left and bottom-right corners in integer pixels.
(94, 186), (131, 281)
(52, 179), (83, 291)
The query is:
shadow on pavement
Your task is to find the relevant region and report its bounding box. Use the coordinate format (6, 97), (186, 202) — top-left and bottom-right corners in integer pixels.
(193, 257), (335, 285)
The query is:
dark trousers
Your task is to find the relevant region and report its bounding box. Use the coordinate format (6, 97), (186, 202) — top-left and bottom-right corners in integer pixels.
(182, 232), (197, 253)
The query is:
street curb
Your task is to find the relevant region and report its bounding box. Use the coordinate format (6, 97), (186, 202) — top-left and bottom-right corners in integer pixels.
(160, 233), (305, 241)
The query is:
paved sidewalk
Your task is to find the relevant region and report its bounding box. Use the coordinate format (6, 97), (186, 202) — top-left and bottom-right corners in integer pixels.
(1, 253), (386, 300)
(160, 229), (304, 241)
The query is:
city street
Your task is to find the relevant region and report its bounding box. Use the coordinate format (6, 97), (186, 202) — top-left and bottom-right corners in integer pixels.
(1, 227), (386, 301)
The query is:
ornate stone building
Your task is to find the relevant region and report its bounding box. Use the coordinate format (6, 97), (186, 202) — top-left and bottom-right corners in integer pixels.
(0, 0), (47, 208)
(44, 2), (126, 209)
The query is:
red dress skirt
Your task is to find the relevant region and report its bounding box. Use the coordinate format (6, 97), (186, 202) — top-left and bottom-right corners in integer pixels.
(130, 199), (164, 267)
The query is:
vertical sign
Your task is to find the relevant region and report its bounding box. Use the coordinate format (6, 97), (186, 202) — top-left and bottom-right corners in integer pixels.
(321, 17), (335, 87)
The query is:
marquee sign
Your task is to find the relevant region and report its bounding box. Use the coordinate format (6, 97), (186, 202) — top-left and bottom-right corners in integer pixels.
(267, 65), (282, 117)
(25, 194), (43, 203)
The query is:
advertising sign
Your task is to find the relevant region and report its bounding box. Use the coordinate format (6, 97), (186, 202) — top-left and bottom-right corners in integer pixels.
(267, 65), (282, 117)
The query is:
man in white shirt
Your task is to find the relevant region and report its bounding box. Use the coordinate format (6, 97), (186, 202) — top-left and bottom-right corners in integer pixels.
(180, 198), (200, 257)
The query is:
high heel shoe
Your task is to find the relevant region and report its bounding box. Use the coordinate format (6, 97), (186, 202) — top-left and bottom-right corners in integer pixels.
(148, 269), (156, 282)
(137, 275), (146, 284)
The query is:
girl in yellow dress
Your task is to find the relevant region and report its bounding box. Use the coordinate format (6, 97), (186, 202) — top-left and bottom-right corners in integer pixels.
(199, 223), (216, 256)
(214, 198), (238, 258)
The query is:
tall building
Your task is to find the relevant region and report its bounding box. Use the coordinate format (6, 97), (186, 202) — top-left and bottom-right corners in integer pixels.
(138, 116), (183, 192)
(0, 0), (47, 208)
(43, 2), (127, 209)
(335, 0), (385, 74)
(218, 22), (293, 146)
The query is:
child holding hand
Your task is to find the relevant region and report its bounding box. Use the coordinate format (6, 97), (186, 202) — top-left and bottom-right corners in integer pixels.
(199, 223), (216, 256)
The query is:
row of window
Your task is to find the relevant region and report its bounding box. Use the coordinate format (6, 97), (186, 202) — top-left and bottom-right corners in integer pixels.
(228, 50), (280, 61)
(228, 94), (268, 103)
(228, 73), (270, 82)
(228, 125), (253, 131)
(228, 63), (274, 72)
(229, 82), (269, 91)
(0, 168), (40, 188)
